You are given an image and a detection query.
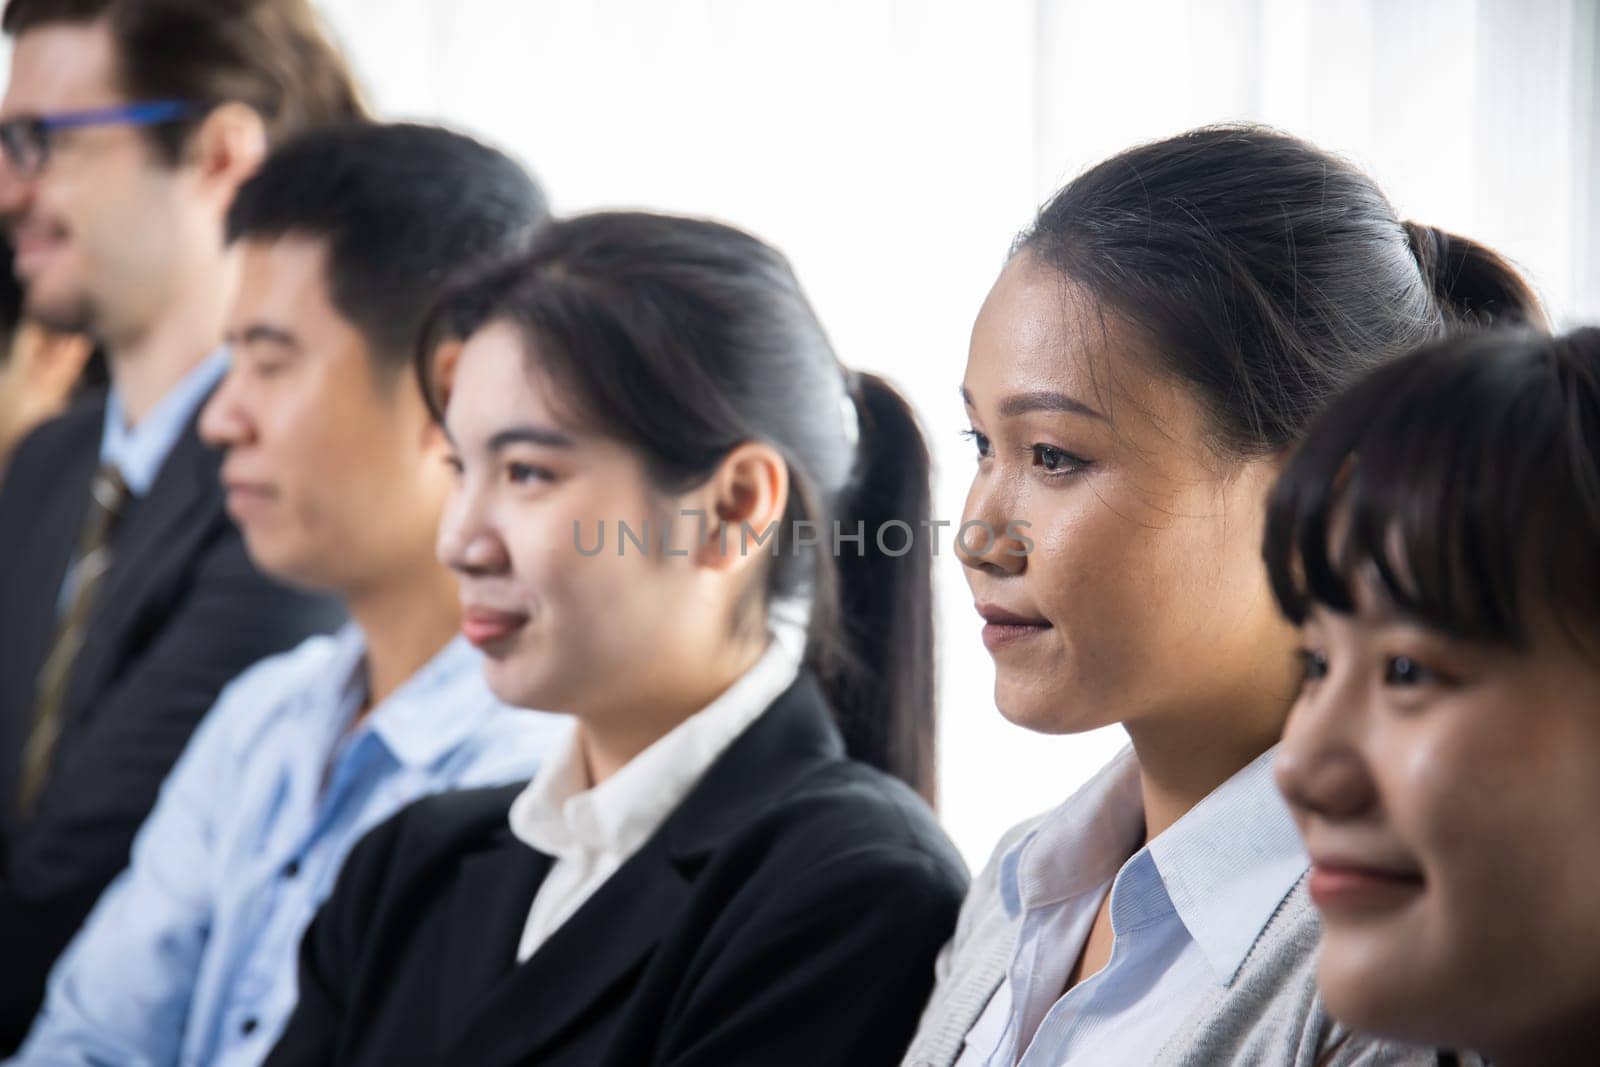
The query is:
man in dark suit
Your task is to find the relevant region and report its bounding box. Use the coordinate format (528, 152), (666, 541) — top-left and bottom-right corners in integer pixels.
(0, 0), (362, 1047)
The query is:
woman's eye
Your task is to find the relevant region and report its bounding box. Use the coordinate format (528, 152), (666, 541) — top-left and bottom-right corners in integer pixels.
(960, 428), (991, 460)
(506, 462), (551, 486)
(442, 454), (464, 478)
(1297, 647), (1329, 682)
(1384, 655), (1439, 687)
(1032, 444), (1088, 474)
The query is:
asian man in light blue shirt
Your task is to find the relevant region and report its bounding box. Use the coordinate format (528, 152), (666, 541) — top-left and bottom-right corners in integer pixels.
(9, 122), (565, 1067)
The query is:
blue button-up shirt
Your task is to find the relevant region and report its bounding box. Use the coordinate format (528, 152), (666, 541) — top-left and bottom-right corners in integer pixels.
(12, 626), (569, 1067)
(955, 744), (1308, 1065)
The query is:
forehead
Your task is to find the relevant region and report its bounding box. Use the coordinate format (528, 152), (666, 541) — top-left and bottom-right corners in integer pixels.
(444, 320), (564, 434)
(3, 21), (122, 115)
(232, 236), (338, 323)
(966, 252), (1214, 449)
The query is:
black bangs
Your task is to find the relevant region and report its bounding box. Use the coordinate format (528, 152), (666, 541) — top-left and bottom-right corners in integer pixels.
(1264, 327), (1600, 648)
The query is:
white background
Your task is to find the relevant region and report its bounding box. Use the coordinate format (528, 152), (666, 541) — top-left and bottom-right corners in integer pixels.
(306, 0), (1600, 868)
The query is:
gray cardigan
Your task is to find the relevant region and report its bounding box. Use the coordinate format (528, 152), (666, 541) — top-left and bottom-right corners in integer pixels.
(902, 821), (1483, 1066)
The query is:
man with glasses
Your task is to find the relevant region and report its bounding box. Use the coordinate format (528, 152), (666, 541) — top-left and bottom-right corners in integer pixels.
(0, 0), (362, 1048)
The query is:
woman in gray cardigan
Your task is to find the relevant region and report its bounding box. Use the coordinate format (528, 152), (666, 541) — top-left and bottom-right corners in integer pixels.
(903, 125), (1538, 1067)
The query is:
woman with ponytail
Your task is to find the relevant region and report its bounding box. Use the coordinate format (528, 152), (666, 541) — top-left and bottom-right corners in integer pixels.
(904, 124), (1542, 1067)
(265, 212), (965, 1067)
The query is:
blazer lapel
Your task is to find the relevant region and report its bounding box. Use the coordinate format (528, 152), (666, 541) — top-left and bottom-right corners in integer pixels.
(442, 832), (693, 1067)
(443, 673), (845, 1067)
(4, 421), (97, 708)
(434, 831), (553, 1046)
(63, 411), (220, 720)
(0, 418), (98, 829)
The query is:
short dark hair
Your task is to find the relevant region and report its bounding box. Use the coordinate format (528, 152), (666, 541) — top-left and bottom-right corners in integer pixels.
(2, 0), (369, 162)
(1019, 124), (1545, 458)
(1264, 327), (1600, 651)
(416, 213), (939, 805)
(226, 122), (549, 374)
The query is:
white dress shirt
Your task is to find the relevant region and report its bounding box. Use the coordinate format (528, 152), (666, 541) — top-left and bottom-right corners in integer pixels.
(509, 636), (802, 962)
(954, 743), (1308, 1066)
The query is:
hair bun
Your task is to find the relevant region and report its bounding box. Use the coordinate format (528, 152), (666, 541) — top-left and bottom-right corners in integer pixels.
(1402, 220), (1547, 330)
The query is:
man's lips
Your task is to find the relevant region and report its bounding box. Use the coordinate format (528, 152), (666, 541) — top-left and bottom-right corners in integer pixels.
(221, 481), (276, 515)
(461, 606), (529, 649)
(975, 602), (1052, 651)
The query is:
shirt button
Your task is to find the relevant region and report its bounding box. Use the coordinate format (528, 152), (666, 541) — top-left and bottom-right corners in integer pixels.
(241, 1018), (259, 1036)
(282, 859), (301, 879)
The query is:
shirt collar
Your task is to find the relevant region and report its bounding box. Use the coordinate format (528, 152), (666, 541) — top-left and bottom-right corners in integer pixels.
(1145, 743), (1308, 984)
(1000, 742), (1308, 986)
(509, 637), (801, 861)
(313, 626), (511, 770)
(100, 347), (229, 496)
(1003, 745), (1144, 918)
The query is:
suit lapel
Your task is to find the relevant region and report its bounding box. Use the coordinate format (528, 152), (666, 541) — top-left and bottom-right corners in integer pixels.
(442, 674), (845, 1067)
(434, 831), (553, 1045)
(0, 416), (98, 828)
(63, 410), (220, 720)
(441, 833), (693, 1066)
(5, 421), (98, 709)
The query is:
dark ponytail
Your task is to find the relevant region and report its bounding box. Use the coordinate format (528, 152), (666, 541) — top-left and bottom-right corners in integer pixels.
(1402, 221), (1548, 330)
(416, 212), (938, 805)
(811, 372), (936, 806)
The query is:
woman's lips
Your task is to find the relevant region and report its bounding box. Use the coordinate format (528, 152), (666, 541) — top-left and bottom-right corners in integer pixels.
(975, 603), (1052, 651)
(460, 606), (529, 650)
(1308, 861), (1426, 915)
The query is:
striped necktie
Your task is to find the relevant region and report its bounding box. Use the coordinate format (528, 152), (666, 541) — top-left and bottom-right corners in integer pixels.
(18, 463), (131, 814)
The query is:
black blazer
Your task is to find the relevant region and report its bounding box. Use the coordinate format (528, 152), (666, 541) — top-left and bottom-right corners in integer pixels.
(0, 395), (342, 1048)
(267, 673), (968, 1067)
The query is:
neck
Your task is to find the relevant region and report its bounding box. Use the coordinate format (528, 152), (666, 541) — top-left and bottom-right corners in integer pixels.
(346, 559), (463, 711)
(578, 636), (769, 786)
(1124, 687), (1289, 843)
(107, 252), (236, 427)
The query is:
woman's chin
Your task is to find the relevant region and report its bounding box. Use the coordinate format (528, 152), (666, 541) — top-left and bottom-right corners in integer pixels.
(992, 678), (1109, 735)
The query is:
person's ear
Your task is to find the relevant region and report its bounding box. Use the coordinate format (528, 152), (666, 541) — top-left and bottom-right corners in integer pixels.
(696, 441), (788, 572)
(185, 102), (269, 203)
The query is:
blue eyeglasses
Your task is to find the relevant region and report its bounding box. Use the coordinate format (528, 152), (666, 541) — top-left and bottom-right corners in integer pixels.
(0, 100), (207, 176)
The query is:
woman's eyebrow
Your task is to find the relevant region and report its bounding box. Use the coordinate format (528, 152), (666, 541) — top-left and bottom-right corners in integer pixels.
(960, 385), (1105, 421)
(487, 425), (577, 451)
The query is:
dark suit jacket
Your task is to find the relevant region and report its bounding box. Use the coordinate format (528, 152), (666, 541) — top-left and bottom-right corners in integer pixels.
(0, 394), (342, 1049)
(267, 673), (967, 1067)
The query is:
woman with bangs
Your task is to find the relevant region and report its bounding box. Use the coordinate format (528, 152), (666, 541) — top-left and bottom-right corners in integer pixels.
(1270, 327), (1600, 1067)
(905, 125), (1542, 1066)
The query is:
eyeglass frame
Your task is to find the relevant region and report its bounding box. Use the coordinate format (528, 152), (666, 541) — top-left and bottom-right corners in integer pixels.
(0, 99), (209, 177)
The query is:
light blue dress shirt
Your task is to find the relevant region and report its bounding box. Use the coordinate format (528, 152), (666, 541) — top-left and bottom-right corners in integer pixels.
(954, 744), (1308, 1066)
(11, 625), (569, 1067)
(100, 348), (230, 496)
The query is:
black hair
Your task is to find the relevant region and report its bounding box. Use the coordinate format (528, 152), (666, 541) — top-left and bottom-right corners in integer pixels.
(417, 212), (938, 805)
(226, 122), (549, 374)
(1018, 124), (1545, 457)
(1264, 327), (1600, 651)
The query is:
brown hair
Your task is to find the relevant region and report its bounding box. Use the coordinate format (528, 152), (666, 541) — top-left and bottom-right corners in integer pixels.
(3, 0), (369, 161)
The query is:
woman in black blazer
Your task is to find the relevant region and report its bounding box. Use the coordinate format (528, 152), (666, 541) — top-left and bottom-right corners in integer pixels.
(265, 212), (967, 1067)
